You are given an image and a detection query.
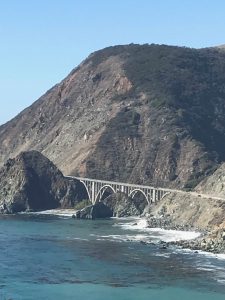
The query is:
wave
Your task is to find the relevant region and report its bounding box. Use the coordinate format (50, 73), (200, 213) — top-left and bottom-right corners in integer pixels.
(92, 233), (153, 243)
(173, 247), (225, 261)
(114, 218), (201, 242)
(23, 209), (77, 218)
(190, 249), (225, 261)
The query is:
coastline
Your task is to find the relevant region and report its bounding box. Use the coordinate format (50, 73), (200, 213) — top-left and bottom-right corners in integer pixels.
(15, 208), (225, 255)
(116, 216), (225, 257)
(145, 215), (225, 255)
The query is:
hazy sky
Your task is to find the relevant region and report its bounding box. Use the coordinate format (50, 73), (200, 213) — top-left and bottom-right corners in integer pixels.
(1, 0), (225, 125)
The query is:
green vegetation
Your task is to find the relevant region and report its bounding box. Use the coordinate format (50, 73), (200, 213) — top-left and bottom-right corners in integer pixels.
(106, 108), (140, 138)
(74, 199), (92, 210)
(122, 44), (225, 161)
(184, 163), (218, 191)
(184, 179), (202, 191)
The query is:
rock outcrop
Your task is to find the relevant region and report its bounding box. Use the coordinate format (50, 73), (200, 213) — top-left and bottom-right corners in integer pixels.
(175, 227), (225, 254)
(74, 192), (144, 219)
(145, 192), (225, 231)
(1, 44), (225, 188)
(0, 151), (86, 213)
(75, 202), (113, 219)
(195, 163), (225, 198)
(102, 192), (142, 217)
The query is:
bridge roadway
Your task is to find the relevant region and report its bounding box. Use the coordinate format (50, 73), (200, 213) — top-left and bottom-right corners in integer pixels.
(65, 176), (225, 205)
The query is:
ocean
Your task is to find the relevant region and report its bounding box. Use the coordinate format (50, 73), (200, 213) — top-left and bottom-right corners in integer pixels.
(0, 213), (225, 300)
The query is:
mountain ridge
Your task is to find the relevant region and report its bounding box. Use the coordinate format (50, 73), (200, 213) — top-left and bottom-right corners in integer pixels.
(1, 43), (225, 188)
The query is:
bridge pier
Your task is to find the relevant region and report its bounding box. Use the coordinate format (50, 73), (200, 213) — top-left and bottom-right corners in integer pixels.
(152, 189), (156, 203)
(91, 181), (95, 203)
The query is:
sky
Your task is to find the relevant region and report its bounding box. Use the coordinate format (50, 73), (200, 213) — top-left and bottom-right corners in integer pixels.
(1, 0), (225, 125)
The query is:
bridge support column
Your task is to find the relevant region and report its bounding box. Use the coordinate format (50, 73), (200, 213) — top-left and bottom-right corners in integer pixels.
(91, 182), (95, 204)
(147, 190), (151, 204)
(152, 189), (156, 203)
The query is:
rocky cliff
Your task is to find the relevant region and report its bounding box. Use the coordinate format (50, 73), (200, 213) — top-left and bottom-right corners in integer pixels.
(147, 192), (225, 231)
(1, 44), (225, 188)
(0, 151), (85, 213)
(195, 162), (225, 197)
(144, 172), (225, 253)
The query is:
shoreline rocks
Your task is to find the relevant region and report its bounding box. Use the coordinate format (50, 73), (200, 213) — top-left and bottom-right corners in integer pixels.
(144, 213), (225, 254)
(75, 202), (113, 219)
(102, 192), (142, 217)
(142, 193), (225, 254)
(173, 228), (225, 254)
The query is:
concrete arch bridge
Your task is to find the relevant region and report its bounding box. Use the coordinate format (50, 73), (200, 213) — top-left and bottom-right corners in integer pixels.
(66, 176), (172, 205)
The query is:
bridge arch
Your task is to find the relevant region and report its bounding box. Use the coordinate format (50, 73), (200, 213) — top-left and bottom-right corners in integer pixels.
(95, 185), (116, 203)
(79, 180), (92, 202)
(160, 192), (170, 200)
(128, 188), (149, 213)
(129, 189), (149, 203)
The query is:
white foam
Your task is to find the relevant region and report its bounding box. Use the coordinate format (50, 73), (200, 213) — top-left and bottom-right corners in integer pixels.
(197, 267), (215, 272)
(111, 216), (141, 221)
(174, 247), (225, 260)
(24, 209), (77, 218)
(217, 254), (225, 260)
(115, 218), (201, 242)
(193, 250), (225, 260)
(71, 237), (89, 241)
(92, 233), (151, 243)
(217, 279), (225, 284)
(155, 253), (171, 258)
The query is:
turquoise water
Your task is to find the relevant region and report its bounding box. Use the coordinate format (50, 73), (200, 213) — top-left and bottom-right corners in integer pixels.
(0, 215), (225, 300)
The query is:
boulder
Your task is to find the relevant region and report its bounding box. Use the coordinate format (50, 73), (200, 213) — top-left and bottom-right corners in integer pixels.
(76, 202), (113, 219)
(102, 192), (142, 217)
(0, 151), (86, 213)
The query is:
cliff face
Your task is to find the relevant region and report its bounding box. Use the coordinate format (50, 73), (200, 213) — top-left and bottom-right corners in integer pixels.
(148, 192), (225, 231)
(1, 44), (225, 188)
(195, 163), (225, 198)
(0, 151), (85, 213)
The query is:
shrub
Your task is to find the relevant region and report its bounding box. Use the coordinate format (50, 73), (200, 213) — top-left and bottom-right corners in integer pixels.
(74, 199), (92, 210)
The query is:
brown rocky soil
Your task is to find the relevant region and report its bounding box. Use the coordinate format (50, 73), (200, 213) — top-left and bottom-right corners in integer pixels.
(195, 163), (225, 198)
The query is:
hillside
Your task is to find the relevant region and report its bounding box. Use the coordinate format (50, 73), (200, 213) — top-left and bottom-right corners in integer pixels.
(195, 162), (225, 197)
(1, 44), (225, 188)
